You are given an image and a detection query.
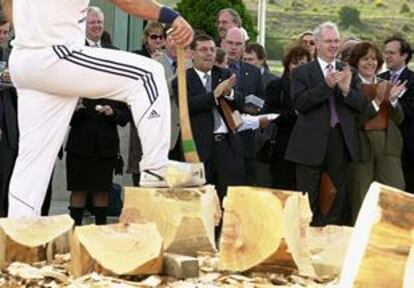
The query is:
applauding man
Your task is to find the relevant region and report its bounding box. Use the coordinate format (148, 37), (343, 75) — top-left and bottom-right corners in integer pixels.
(285, 22), (365, 226)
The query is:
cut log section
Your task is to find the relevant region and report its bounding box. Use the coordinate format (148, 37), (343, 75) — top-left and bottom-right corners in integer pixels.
(0, 214), (73, 268)
(308, 225), (353, 278)
(340, 182), (414, 288)
(218, 186), (313, 275)
(122, 185), (219, 256)
(163, 253), (199, 279)
(71, 223), (163, 277)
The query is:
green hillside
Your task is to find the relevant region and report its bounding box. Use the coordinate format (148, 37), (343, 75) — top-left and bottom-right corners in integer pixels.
(160, 0), (414, 59)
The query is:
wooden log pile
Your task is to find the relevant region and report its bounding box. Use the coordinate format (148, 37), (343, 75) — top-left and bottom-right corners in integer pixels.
(0, 182), (412, 287)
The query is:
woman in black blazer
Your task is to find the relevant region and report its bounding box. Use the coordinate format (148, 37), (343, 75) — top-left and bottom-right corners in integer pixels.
(264, 45), (311, 190)
(66, 98), (131, 225)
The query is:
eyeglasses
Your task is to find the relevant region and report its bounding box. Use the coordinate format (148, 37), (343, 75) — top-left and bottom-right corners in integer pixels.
(302, 40), (315, 46)
(149, 34), (164, 40)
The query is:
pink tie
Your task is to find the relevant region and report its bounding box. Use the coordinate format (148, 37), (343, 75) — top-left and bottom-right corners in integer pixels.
(326, 64), (339, 127)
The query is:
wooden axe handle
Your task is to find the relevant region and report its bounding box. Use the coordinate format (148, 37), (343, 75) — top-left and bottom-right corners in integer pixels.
(176, 47), (200, 163)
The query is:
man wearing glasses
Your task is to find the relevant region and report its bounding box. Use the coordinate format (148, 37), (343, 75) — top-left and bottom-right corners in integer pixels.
(286, 22), (365, 226)
(380, 35), (414, 195)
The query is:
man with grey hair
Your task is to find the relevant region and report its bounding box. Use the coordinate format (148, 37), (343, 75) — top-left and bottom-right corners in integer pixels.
(217, 8), (242, 46)
(285, 21), (365, 226)
(85, 7), (105, 47)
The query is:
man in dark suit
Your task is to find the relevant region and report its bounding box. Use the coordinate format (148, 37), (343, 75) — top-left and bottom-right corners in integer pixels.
(0, 17), (14, 217)
(243, 42), (278, 90)
(285, 22), (365, 226)
(0, 87), (17, 217)
(173, 34), (246, 204)
(380, 35), (414, 194)
(222, 27), (264, 185)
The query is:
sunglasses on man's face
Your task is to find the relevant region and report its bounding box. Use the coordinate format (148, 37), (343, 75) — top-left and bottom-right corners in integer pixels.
(303, 40), (315, 46)
(149, 34), (164, 40)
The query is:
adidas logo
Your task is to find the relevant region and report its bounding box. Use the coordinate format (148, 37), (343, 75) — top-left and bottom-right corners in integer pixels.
(148, 109), (161, 119)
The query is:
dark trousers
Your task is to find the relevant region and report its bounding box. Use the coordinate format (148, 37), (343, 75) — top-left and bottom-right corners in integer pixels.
(0, 139), (17, 216)
(239, 130), (256, 185)
(296, 126), (350, 226)
(205, 135), (246, 240)
(403, 161), (414, 194)
(271, 158), (296, 190)
(205, 136), (247, 202)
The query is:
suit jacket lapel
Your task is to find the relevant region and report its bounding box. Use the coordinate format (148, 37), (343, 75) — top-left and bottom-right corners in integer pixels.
(310, 60), (325, 83)
(212, 66), (225, 89)
(158, 54), (175, 80)
(399, 67), (410, 81)
(188, 68), (205, 92)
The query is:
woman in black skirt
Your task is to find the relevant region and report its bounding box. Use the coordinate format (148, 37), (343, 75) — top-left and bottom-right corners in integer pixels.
(66, 98), (131, 225)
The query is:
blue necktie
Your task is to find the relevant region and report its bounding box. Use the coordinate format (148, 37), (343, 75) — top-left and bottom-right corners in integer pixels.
(390, 72), (399, 84)
(171, 60), (177, 74)
(204, 73), (221, 131)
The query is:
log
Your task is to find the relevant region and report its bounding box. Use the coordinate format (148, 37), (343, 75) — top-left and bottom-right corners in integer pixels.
(70, 223), (163, 277)
(308, 225), (353, 278)
(340, 182), (414, 288)
(163, 253), (199, 279)
(0, 214), (73, 268)
(218, 186), (314, 275)
(121, 185), (219, 256)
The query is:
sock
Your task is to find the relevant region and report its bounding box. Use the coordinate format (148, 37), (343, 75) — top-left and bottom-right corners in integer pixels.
(94, 206), (108, 225)
(69, 207), (84, 226)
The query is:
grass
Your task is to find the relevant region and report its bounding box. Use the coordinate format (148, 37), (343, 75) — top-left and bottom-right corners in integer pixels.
(159, 0), (414, 60)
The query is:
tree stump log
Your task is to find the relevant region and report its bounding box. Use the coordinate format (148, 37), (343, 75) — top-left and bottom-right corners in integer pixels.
(218, 186), (313, 275)
(121, 185), (219, 256)
(0, 214), (73, 268)
(340, 182), (414, 287)
(71, 223), (163, 277)
(308, 225), (353, 278)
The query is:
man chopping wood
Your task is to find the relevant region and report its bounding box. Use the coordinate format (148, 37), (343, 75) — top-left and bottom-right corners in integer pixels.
(2, 0), (205, 218)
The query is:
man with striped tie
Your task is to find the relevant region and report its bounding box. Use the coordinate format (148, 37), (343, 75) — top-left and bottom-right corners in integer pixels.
(2, 0), (204, 218)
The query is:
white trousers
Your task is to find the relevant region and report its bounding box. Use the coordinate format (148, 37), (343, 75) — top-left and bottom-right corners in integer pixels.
(8, 45), (171, 217)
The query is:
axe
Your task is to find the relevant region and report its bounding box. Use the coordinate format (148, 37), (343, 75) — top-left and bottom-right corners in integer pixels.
(176, 47), (200, 163)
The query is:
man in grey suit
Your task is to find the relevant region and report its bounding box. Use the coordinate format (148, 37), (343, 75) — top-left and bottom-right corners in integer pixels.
(285, 22), (365, 226)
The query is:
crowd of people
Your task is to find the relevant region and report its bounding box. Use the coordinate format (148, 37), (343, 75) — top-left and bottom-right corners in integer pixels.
(0, 2), (413, 228)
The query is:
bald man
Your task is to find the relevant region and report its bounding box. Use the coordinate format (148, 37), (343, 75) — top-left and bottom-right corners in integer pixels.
(222, 27), (264, 185)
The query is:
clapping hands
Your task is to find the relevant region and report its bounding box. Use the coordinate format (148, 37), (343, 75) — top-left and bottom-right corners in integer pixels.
(389, 80), (407, 103)
(214, 74), (236, 99)
(95, 104), (114, 116)
(325, 66), (352, 96)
